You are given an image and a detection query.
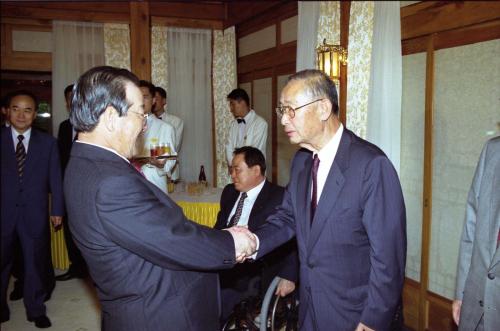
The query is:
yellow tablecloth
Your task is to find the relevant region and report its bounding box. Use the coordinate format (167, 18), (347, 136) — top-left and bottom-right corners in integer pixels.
(51, 199), (221, 270)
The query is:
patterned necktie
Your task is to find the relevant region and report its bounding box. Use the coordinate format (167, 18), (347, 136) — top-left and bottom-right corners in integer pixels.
(228, 192), (248, 227)
(311, 154), (320, 224)
(16, 135), (26, 179)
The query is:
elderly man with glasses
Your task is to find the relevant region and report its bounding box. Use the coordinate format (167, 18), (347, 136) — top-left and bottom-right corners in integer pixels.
(250, 69), (407, 331)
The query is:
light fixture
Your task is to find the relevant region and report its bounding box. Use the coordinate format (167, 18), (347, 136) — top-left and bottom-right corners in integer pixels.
(316, 39), (348, 82)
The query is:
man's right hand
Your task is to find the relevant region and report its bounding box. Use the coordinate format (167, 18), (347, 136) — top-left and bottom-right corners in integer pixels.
(452, 299), (462, 325)
(224, 226), (257, 262)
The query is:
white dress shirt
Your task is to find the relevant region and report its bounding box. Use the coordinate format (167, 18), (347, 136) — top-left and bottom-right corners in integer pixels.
(226, 179), (266, 227)
(158, 111), (183, 181)
(137, 115), (177, 194)
(225, 110), (268, 165)
(11, 127), (31, 152)
(158, 111), (184, 152)
(313, 124), (344, 204)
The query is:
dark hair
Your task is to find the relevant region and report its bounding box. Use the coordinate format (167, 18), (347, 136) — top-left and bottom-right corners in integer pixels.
(70, 66), (139, 132)
(7, 90), (38, 109)
(155, 86), (167, 99)
(287, 69), (339, 115)
(233, 146), (266, 176)
(139, 80), (155, 97)
(64, 84), (74, 98)
(227, 88), (250, 106)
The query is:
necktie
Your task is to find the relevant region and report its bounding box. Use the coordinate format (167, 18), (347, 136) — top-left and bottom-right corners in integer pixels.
(311, 154), (320, 224)
(16, 135), (26, 179)
(228, 192), (247, 227)
(236, 118), (246, 124)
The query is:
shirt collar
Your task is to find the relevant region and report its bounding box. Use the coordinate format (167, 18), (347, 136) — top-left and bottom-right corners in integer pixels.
(314, 123), (343, 163)
(242, 178), (266, 202)
(75, 141), (130, 164)
(11, 127), (32, 142)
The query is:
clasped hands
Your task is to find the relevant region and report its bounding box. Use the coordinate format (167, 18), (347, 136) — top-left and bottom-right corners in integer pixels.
(224, 226), (257, 262)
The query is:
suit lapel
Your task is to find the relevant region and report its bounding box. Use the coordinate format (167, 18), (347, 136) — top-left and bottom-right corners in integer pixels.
(223, 187), (240, 229)
(248, 181), (270, 231)
(307, 130), (351, 253)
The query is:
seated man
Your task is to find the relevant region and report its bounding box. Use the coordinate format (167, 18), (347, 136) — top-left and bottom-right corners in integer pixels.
(214, 146), (298, 323)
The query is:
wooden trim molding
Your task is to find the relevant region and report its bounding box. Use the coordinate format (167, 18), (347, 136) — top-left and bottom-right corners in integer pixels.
(130, 2), (151, 81)
(403, 18), (500, 55)
(419, 35), (435, 331)
(401, 1), (500, 40)
(151, 16), (222, 30)
(338, 1), (351, 127)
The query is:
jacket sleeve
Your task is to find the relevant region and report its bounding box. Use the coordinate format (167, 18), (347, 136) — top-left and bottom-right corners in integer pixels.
(96, 174), (236, 271)
(359, 156), (407, 330)
(49, 139), (65, 216)
(455, 141), (487, 300)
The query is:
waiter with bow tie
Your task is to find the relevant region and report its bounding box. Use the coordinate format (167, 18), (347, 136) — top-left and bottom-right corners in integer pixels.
(225, 88), (267, 173)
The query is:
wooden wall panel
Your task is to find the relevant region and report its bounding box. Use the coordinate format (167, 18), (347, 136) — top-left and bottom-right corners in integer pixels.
(403, 279), (420, 331)
(427, 293), (457, 331)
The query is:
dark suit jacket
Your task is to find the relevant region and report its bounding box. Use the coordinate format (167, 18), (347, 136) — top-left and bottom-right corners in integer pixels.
(64, 142), (236, 331)
(57, 118), (73, 172)
(214, 181), (298, 293)
(1, 126), (64, 237)
(254, 129), (407, 331)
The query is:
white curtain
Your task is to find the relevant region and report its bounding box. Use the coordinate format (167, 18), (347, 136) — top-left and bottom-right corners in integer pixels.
(366, 2), (402, 173)
(52, 21), (104, 137)
(167, 27), (213, 183)
(296, 1), (320, 71)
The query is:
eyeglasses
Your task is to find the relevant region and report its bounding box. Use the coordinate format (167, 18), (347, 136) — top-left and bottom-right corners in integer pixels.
(275, 99), (324, 119)
(128, 110), (149, 121)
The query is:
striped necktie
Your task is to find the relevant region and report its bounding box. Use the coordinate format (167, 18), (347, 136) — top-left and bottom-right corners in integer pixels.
(16, 135), (26, 179)
(228, 192), (247, 227)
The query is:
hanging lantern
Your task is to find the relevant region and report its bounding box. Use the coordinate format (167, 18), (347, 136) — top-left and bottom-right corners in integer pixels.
(316, 39), (348, 82)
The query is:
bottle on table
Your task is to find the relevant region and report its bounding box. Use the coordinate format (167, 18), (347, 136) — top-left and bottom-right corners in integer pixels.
(198, 165), (207, 187)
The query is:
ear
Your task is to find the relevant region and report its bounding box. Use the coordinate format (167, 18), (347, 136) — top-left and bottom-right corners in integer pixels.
(318, 99), (333, 121)
(102, 106), (118, 132)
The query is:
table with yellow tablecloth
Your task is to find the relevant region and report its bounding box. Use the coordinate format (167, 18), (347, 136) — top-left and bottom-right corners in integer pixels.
(51, 188), (223, 269)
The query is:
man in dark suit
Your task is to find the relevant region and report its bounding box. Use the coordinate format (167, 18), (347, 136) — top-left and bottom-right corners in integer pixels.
(55, 84), (88, 281)
(1, 90), (64, 328)
(64, 66), (257, 331)
(214, 146), (298, 322)
(250, 70), (406, 331)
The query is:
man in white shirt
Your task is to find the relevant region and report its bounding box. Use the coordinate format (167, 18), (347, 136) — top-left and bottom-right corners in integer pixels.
(214, 146), (297, 324)
(225, 88), (267, 171)
(246, 70), (406, 331)
(135, 81), (176, 194)
(153, 86), (183, 181)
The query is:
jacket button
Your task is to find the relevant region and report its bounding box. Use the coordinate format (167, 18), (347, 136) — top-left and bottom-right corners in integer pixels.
(479, 300), (484, 307)
(488, 273), (495, 280)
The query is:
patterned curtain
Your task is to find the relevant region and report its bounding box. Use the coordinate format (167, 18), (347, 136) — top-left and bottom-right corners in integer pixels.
(103, 23), (131, 70)
(213, 27), (237, 187)
(151, 25), (168, 90)
(346, 1), (374, 138)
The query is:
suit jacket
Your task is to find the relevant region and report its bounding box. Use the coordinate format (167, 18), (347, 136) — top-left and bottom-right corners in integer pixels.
(1, 126), (64, 237)
(214, 181), (298, 292)
(57, 118), (73, 172)
(254, 129), (407, 331)
(455, 136), (500, 331)
(64, 142), (236, 331)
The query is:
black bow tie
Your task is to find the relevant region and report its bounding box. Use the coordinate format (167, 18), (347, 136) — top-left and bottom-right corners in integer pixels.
(236, 118), (246, 124)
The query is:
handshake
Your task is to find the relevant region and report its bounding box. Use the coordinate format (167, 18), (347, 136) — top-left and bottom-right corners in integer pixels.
(224, 226), (258, 262)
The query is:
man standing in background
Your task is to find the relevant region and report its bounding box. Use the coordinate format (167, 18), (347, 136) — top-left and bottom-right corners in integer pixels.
(452, 136), (500, 331)
(56, 84), (88, 281)
(136, 81), (176, 194)
(1, 91), (64, 328)
(225, 88), (267, 171)
(153, 86), (183, 181)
